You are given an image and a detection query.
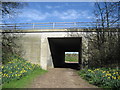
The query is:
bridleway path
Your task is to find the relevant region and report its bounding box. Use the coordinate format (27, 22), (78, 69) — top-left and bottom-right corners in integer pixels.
(27, 68), (97, 88)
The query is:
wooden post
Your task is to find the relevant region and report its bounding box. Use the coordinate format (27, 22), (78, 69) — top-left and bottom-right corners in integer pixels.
(74, 22), (77, 28)
(53, 23), (55, 29)
(14, 24), (16, 30)
(33, 23), (35, 29)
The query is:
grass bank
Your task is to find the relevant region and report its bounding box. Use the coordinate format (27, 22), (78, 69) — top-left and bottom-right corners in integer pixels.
(78, 68), (120, 88)
(2, 68), (47, 88)
(1, 56), (47, 88)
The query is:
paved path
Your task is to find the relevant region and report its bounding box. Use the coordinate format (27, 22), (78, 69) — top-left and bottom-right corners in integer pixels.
(28, 68), (97, 88)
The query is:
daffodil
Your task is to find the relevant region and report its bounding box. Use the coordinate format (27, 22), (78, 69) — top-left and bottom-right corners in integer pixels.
(2, 66), (4, 69)
(112, 76), (116, 79)
(108, 77), (110, 79)
(106, 73), (111, 76)
(118, 76), (120, 79)
(88, 69), (92, 72)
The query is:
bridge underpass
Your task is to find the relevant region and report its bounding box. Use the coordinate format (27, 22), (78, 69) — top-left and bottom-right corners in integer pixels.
(48, 37), (82, 69)
(1, 22), (106, 70)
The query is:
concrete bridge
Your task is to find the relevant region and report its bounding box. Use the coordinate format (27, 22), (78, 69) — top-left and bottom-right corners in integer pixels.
(1, 22), (119, 70)
(20, 30), (90, 70)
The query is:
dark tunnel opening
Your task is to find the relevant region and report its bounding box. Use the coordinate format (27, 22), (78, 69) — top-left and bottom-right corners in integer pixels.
(48, 37), (82, 70)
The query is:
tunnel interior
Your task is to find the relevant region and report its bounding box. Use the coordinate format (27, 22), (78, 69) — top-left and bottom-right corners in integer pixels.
(48, 37), (82, 70)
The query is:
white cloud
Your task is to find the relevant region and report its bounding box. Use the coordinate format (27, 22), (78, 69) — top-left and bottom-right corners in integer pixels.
(46, 5), (52, 9)
(87, 16), (93, 19)
(54, 6), (61, 8)
(89, 2), (95, 7)
(45, 5), (61, 9)
(19, 9), (50, 21)
(0, 21), (3, 24)
(53, 10), (77, 19)
(18, 9), (93, 21)
(53, 9), (93, 20)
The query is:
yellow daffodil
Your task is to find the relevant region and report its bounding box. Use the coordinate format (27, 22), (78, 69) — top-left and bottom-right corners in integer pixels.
(118, 76), (120, 79)
(2, 66), (4, 69)
(112, 76), (116, 79)
(108, 77), (110, 79)
(106, 73), (111, 76)
(88, 69), (91, 71)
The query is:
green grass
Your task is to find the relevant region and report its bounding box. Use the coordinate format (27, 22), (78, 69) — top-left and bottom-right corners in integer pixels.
(2, 68), (47, 88)
(65, 54), (78, 62)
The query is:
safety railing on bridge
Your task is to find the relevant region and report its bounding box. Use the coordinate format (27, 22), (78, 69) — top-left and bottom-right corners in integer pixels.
(0, 22), (119, 30)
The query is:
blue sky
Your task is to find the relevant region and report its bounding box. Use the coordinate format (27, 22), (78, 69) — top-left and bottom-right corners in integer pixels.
(4, 2), (95, 23)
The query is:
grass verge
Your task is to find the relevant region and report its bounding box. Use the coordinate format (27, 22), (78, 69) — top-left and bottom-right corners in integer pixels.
(78, 68), (120, 88)
(65, 54), (78, 62)
(2, 68), (47, 88)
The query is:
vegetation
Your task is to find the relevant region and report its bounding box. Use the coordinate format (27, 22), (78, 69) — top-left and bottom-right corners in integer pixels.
(2, 68), (46, 88)
(1, 56), (46, 87)
(87, 2), (120, 68)
(1, 2), (26, 18)
(78, 3), (120, 88)
(2, 32), (24, 64)
(1, 2), (26, 64)
(78, 68), (120, 88)
(1, 2), (119, 89)
(65, 54), (78, 62)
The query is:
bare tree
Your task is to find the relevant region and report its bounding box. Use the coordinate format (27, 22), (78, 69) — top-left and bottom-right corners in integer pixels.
(1, 2), (25, 19)
(1, 2), (26, 64)
(88, 2), (120, 68)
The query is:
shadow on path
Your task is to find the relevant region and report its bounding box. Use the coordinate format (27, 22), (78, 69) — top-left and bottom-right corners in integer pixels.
(59, 63), (80, 70)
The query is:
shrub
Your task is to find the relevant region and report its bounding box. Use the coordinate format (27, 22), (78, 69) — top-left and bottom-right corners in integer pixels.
(2, 31), (24, 64)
